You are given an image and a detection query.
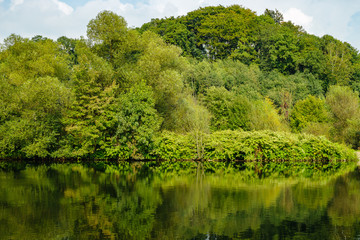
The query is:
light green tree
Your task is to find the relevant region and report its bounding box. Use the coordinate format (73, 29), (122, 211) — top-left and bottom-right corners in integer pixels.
(170, 96), (211, 159)
(0, 34), (70, 86)
(0, 35), (71, 158)
(0, 77), (71, 158)
(250, 98), (287, 131)
(326, 85), (360, 145)
(323, 36), (354, 87)
(136, 31), (190, 130)
(87, 10), (128, 61)
(290, 95), (330, 134)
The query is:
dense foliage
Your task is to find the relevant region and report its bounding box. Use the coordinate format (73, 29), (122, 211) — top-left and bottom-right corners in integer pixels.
(153, 130), (356, 162)
(0, 6), (359, 161)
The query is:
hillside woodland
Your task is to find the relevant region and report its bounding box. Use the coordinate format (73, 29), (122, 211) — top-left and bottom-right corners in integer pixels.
(0, 6), (359, 160)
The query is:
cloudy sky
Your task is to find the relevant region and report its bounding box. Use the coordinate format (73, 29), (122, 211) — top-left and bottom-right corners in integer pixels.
(1, 0), (360, 50)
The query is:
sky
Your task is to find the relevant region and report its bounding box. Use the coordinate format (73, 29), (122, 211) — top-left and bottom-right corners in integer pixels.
(1, 0), (360, 50)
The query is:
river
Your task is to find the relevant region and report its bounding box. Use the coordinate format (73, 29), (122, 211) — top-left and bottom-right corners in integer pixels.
(0, 162), (360, 239)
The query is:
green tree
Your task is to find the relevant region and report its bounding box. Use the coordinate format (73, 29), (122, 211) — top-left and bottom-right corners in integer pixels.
(139, 17), (201, 58)
(135, 31), (189, 130)
(185, 59), (262, 99)
(184, 60), (226, 95)
(111, 83), (162, 159)
(57, 36), (79, 66)
(0, 77), (71, 158)
(290, 95), (330, 134)
(0, 34), (70, 85)
(0, 35), (71, 158)
(250, 98), (287, 131)
(264, 9), (283, 24)
(202, 87), (252, 131)
(58, 42), (117, 158)
(169, 96), (211, 159)
(296, 34), (326, 79)
(326, 85), (360, 145)
(322, 36), (354, 89)
(196, 5), (257, 60)
(140, 5), (259, 61)
(256, 21), (302, 74)
(87, 10), (128, 61)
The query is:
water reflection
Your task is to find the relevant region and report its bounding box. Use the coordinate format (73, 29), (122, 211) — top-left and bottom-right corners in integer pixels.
(0, 163), (360, 239)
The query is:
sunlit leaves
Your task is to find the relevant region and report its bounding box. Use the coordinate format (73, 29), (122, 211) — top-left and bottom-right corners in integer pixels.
(326, 85), (360, 145)
(290, 95), (330, 133)
(0, 35), (70, 85)
(87, 10), (128, 61)
(0, 77), (71, 158)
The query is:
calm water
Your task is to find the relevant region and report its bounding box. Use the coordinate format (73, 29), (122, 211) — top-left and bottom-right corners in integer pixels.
(1, 163), (360, 240)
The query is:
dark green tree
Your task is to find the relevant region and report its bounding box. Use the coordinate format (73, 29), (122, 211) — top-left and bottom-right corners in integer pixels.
(111, 83), (162, 159)
(202, 87), (252, 131)
(58, 41), (117, 158)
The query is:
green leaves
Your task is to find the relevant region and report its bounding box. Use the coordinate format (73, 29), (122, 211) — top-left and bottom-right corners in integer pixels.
(1, 6), (360, 160)
(59, 41), (117, 158)
(113, 83), (162, 159)
(290, 95), (330, 133)
(87, 10), (128, 62)
(325, 85), (360, 146)
(0, 77), (71, 158)
(153, 130), (357, 163)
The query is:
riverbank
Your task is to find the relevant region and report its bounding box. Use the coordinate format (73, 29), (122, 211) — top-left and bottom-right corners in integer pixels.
(0, 131), (357, 178)
(1, 130), (357, 164)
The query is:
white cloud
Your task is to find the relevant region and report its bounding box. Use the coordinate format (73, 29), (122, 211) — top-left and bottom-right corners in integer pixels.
(283, 8), (313, 30)
(1, 0), (360, 50)
(52, 0), (73, 15)
(10, 0), (24, 10)
(0, 0), (80, 40)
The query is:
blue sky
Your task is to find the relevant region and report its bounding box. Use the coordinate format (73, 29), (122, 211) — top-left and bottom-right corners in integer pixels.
(1, 0), (360, 50)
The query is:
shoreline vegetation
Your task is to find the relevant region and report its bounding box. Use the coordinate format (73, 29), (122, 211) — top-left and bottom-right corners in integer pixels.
(0, 130), (356, 162)
(1, 5), (360, 178)
(0, 130), (357, 179)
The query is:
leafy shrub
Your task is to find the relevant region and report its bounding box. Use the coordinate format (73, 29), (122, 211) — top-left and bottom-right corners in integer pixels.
(153, 130), (357, 163)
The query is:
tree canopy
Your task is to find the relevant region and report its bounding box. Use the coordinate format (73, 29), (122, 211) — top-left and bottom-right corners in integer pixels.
(0, 6), (359, 159)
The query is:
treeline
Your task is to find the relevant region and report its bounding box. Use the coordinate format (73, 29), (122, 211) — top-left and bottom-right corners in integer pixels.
(140, 6), (360, 92)
(0, 6), (359, 160)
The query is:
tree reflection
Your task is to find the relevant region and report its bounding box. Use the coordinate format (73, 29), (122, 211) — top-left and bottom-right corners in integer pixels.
(0, 163), (360, 239)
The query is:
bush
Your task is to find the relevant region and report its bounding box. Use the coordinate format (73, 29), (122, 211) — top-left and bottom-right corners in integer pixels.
(153, 130), (357, 163)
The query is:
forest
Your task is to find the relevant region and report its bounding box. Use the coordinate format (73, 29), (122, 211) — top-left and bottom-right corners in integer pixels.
(0, 5), (359, 161)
